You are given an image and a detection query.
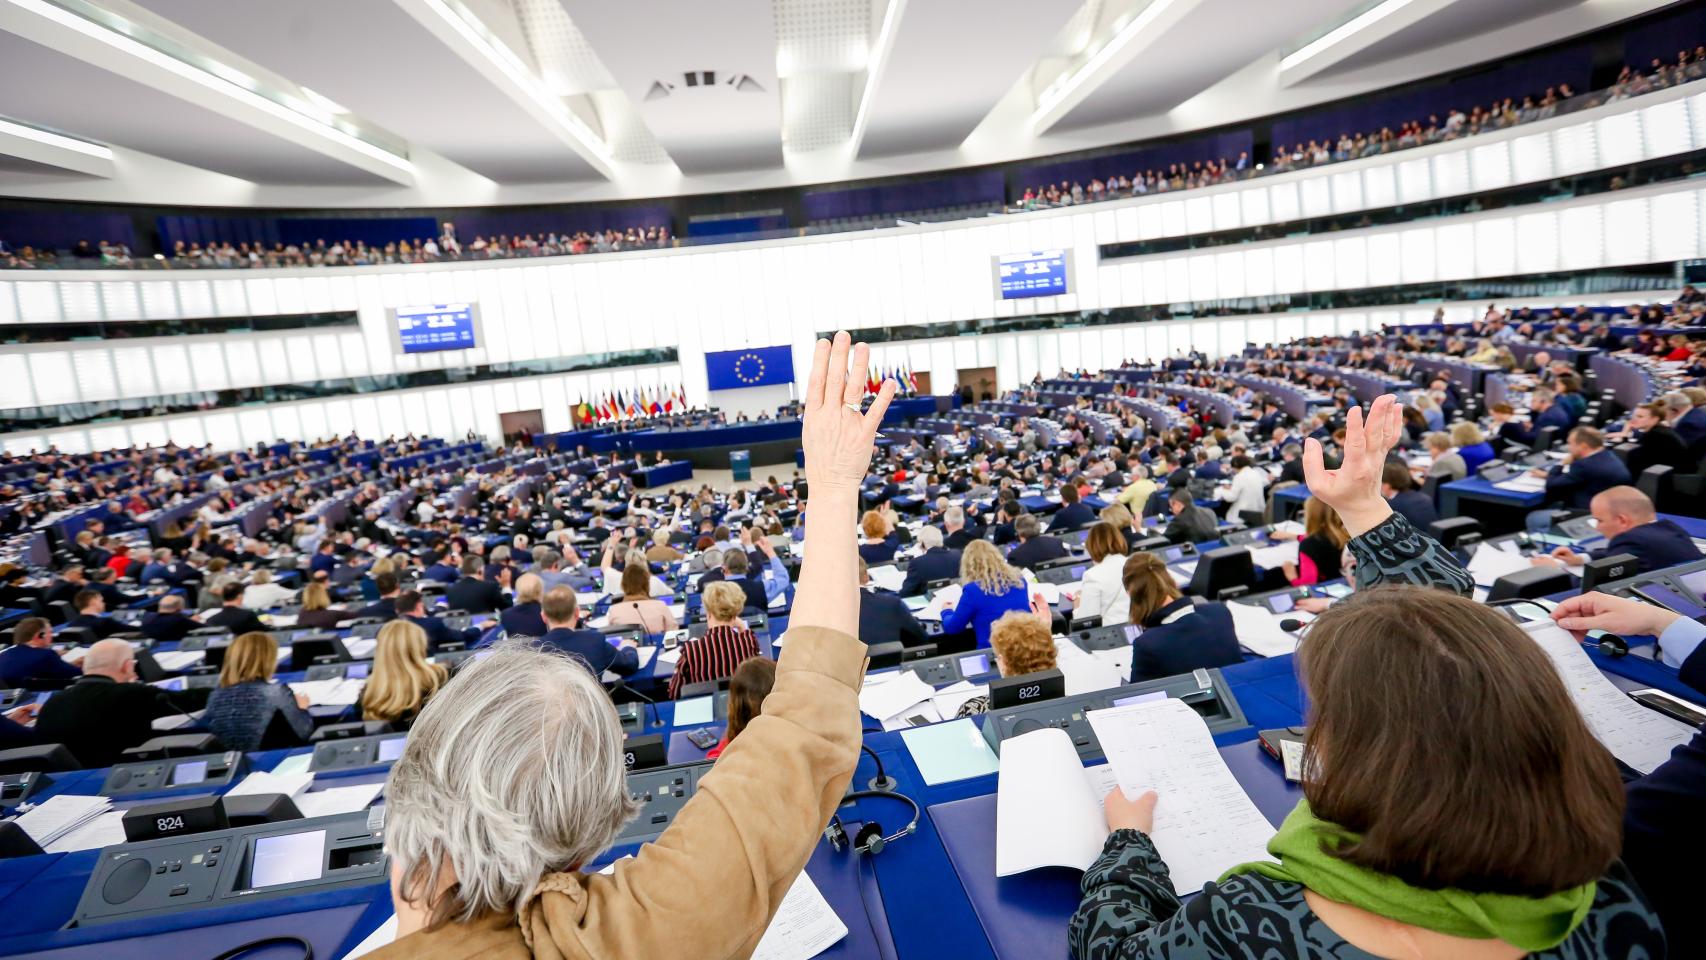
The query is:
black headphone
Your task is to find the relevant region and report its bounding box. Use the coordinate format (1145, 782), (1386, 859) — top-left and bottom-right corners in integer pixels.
(824, 790), (920, 857)
(1594, 631), (1629, 657)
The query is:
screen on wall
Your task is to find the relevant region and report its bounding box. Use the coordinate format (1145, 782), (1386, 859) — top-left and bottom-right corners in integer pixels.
(993, 250), (1070, 299)
(393, 303), (479, 354)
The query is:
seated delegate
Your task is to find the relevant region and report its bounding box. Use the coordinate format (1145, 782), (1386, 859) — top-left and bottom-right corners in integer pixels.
(371, 332), (886, 959)
(360, 620), (448, 728)
(1069, 521), (1131, 626)
(0, 618), (80, 689)
(535, 586), (640, 678)
(956, 607), (1059, 717)
(34, 638), (179, 767)
(201, 631), (317, 751)
(940, 540), (1033, 648)
(1532, 485), (1703, 576)
(603, 556), (680, 634)
(1068, 397), (1662, 960)
(1120, 552), (1240, 682)
(499, 573), (547, 639)
(706, 656), (776, 760)
(1281, 497), (1349, 586)
(855, 557), (928, 649)
(668, 581), (761, 698)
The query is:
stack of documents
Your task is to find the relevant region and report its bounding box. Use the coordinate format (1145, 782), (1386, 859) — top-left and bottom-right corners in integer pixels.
(1227, 602), (1305, 658)
(11, 795), (113, 849)
(1494, 473), (1548, 493)
(1526, 622), (1696, 774)
(916, 584), (962, 621)
(1247, 541), (1299, 570)
(227, 770), (314, 801)
(995, 699), (1276, 894)
(295, 782), (385, 819)
(344, 638), (378, 659)
(866, 565), (904, 593)
(857, 670), (938, 728)
(1465, 542), (1534, 587)
(153, 650), (206, 672)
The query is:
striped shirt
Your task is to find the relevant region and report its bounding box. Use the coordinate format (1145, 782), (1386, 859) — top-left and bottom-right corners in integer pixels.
(668, 625), (761, 699)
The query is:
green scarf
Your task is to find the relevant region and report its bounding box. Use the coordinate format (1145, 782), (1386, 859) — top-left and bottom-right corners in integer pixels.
(1220, 802), (1595, 952)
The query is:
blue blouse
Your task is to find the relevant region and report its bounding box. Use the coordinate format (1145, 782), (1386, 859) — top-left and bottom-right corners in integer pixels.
(941, 580), (1031, 648)
(202, 680), (315, 752)
(1458, 441), (1497, 473)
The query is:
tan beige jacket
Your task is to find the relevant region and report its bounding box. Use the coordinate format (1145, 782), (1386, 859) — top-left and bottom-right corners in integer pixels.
(368, 624), (867, 960)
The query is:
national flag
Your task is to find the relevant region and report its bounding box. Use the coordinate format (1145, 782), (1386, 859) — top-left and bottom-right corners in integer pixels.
(663, 387), (675, 414)
(907, 366), (919, 394)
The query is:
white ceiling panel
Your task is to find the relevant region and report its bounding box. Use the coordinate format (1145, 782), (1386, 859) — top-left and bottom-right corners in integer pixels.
(564, 0), (783, 173)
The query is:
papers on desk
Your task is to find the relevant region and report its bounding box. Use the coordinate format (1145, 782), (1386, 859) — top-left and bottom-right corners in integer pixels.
(929, 680), (989, 718)
(1227, 601), (1304, 658)
(1525, 622), (1696, 774)
(881, 702), (943, 731)
(11, 794), (113, 849)
(1466, 542), (1534, 587)
(1089, 644), (1133, 681)
(1494, 474), (1547, 493)
(769, 591), (787, 610)
(1270, 520), (1305, 538)
(1168, 560), (1197, 588)
(995, 728), (1122, 875)
(153, 649), (206, 672)
(603, 646), (657, 684)
(866, 564), (904, 593)
(1052, 638), (1125, 695)
(1029, 581), (1066, 606)
(656, 646), (683, 666)
(750, 870), (848, 960)
(1246, 541), (1299, 570)
(151, 710), (202, 731)
(44, 809), (127, 853)
(916, 583), (962, 622)
(289, 678), (367, 708)
(228, 770), (314, 801)
(272, 753), (313, 777)
(902, 718), (999, 785)
(1087, 700), (1275, 894)
(673, 695), (715, 726)
(344, 638), (377, 659)
(296, 782), (385, 819)
(858, 670), (937, 722)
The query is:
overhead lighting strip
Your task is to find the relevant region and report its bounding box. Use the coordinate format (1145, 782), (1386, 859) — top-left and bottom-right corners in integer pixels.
(1279, 0), (1419, 73)
(0, 113), (112, 160)
(1032, 0), (1183, 124)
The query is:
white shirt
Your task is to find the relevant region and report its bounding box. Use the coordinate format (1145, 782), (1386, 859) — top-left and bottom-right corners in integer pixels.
(1219, 467), (1267, 517)
(416, 501), (437, 523)
(1074, 554), (1130, 626)
(241, 581), (297, 611)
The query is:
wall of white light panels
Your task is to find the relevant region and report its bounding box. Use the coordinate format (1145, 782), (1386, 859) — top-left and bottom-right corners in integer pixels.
(3, 84), (1704, 452)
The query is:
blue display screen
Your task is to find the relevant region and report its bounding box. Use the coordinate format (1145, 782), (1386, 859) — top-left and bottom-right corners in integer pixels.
(396, 303), (477, 354)
(995, 250), (1069, 299)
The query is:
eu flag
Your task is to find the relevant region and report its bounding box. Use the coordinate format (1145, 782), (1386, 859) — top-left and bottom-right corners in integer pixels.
(705, 345), (796, 391)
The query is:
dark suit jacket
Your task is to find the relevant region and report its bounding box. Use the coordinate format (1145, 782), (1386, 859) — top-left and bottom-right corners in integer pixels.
(308, 553), (338, 576)
(65, 613), (128, 640)
(1007, 536), (1069, 570)
(203, 605), (267, 635)
(1625, 425), (1692, 478)
(1387, 490), (1438, 532)
(1163, 505), (1219, 544)
(537, 627), (639, 678)
(445, 577), (510, 614)
(1592, 519), (1703, 573)
(1129, 599), (1242, 682)
(899, 548), (962, 597)
(857, 588), (928, 649)
(140, 611), (199, 644)
(1513, 403), (1574, 446)
(944, 527), (982, 551)
(405, 614), (476, 653)
(499, 602), (547, 639)
(35, 675), (177, 768)
(1624, 728), (1706, 958)
(1544, 449), (1632, 509)
(0, 715), (40, 750)
(0, 644), (81, 689)
(1676, 406), (1706, 449)
(423, 563), (461, 584)
(1047, 502), (1096, 533)
(353, 598), (399, 623)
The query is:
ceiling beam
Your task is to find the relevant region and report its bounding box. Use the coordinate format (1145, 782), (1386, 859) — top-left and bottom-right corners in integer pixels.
(0, 0), (416, 185)
(1278, 0), (1465, 87)
(1028, 0), (1210, 137)
(0, 114), (114, 177)
(395, 0), (619, 180)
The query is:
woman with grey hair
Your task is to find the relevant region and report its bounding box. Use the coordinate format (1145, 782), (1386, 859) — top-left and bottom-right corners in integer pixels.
(371, 332), (896, 959)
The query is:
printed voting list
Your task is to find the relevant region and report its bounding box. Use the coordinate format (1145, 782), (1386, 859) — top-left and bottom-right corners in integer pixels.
(995, 699), (1275, 895)
(1525, 622), (1696, 774)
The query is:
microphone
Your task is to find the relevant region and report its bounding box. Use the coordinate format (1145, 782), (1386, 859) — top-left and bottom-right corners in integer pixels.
(1278, 618), (1305, 633)
(611, 680), (662, 729)
(860, 744), (896, 792)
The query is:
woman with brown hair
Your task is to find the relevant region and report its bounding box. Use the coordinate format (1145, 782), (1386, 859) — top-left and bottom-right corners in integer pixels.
(1071, 521), (1132, 625)
(1120, 551), (1240, 682)
(604, 559), (679, 634)
(361, 620), (449, 728)
(707, 656), (776, 760)
(201, 632), (316, 751)
(1070, 396), (1659, 960)
(1282, 496), (1350, 586)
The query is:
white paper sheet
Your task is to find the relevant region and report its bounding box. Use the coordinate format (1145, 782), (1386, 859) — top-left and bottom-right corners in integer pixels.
(1226, 601), (1303, 658)
(226, 770), (314, 800)
(995, 728), (1121, 876)
(295, 782), (385, 819)
(917, 583), (963, 622)
(1089, 645), (1134, 681)
(44, 809), (127, 854)
(12, 795), (112, 847)
(881, 702), (943, 731)
(1270, 521), (1305, 538)
(1053, 638), (1125, 695)
(857, 670), (937, 721)
(603, 646), (657, 684)
(1031, 582), (1064, 606)
(929, 680), (988, 718)
(1466, 542), (1535, 587)
(1247, 542), (1300, 570)
(1494, 475), (1548, 493)
(153, 650), (206, 671)
(656, 647), (683, 666)
(1525, 622), (1697, 774)
(344, 638), (378, 659)
(272, 753), (313, 777)
(866, 565), (904, 593)
(1085, 699), (1277, 895)
(288, 678), (366, 707)
(750, 870), (849, 960)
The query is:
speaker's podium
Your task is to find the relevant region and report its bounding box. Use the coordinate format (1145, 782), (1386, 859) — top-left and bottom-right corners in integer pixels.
(730, 449), (751, 482)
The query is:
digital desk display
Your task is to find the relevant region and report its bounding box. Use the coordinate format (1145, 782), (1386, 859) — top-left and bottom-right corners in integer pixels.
(377, 737), (407, 763)
(993, 250), (1070, 300)
(250, 830), (326, 889)
(1267, 592), (1295, 614)
(394, 303), (478, 354)
(1677, 568), (1706, 605)
(169, 761), (208, 786)
(347, 663), (370, 680)
(957, 653), (992, 676)
(1112, 691), (1168, 708)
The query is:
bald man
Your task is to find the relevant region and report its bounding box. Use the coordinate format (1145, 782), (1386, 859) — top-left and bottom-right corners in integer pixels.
(1532, 486), (1703, 574)
(35, 638), (178, 767)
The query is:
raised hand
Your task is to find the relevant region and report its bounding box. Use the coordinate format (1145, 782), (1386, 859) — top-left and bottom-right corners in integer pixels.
(801, 332), (898, 494)
(1302, 394), (1402, 536)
